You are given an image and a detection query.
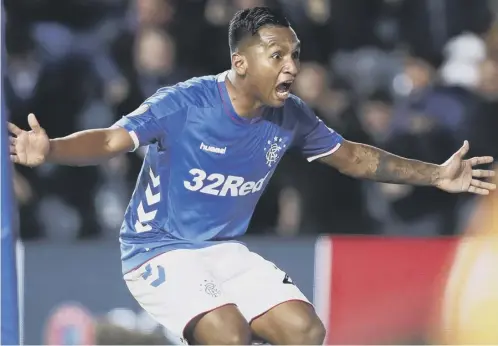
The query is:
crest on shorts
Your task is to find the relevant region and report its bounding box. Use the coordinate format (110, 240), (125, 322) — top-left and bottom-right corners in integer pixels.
(264, 136), (287, 168)
(200, 280), (221, 298)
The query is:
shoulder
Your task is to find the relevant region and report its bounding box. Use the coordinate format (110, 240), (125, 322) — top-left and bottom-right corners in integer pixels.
(264, 94), (318, 133)
(144, 75), (220, 114)
(284, 94), (314, 116)
(280, 94), (332, 136)
(281, 94), (316, 125)
(286, 94), (305, 109)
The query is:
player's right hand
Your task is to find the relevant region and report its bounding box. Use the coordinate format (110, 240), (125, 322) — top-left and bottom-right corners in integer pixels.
(8, 113), (50, 167)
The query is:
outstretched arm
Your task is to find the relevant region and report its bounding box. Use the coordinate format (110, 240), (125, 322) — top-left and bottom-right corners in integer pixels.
(9, 113), (134, 167)
(319, 140), (496, 195)
(47, 127), (134, 166)
(320, 140), (441, 185)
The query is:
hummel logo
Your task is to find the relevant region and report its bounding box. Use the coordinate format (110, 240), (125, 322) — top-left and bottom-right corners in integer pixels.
(200, 142), (227, 155)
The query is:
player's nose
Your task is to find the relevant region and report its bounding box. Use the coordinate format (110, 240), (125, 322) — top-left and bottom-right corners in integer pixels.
(284, 60), (299, 77)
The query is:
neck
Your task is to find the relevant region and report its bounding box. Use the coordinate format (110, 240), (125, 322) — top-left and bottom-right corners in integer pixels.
(225, 70), (264, 117)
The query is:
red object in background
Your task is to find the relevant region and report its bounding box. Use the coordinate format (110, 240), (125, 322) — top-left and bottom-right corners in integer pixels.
(44, 303), (96, 345)
(314, 237), (458, 345)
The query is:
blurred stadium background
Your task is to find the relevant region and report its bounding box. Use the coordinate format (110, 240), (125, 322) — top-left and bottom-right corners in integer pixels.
(2, 0), (498, 344)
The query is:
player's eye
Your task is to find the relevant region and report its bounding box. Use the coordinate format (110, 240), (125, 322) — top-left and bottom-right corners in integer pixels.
(292, 51), (300, 60)
(271, 52), (282, 60)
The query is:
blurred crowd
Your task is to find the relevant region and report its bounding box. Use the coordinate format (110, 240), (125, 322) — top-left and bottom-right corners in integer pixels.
(5, 0), (498, 241)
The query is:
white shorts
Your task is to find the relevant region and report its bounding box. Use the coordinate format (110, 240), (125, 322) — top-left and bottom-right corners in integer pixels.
(124, 242), (310, 341)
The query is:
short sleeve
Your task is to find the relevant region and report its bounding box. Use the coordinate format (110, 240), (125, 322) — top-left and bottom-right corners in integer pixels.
(113, 88), (184, 151)
(292, 97), (344, 162)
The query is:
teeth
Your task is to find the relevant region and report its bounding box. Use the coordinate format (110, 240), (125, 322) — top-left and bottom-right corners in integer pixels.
(276, 90), (289, 98)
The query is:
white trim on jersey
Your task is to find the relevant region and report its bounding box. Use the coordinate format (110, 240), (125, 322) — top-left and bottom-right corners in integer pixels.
(129, 131), (139, 152)
(307, 142), (341, 162)
(217, 71), (229, 82)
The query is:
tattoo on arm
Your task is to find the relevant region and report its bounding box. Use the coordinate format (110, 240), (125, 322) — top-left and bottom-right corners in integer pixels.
(350, 143), (440, 186)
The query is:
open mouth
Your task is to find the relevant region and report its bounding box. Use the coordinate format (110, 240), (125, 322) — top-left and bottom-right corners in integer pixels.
(275, 80), (293, 99)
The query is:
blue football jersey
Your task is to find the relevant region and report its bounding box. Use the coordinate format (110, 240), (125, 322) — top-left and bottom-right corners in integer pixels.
(114, 71), (344, 273)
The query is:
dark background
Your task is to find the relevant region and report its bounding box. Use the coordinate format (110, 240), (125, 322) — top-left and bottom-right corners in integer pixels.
(6, 0), (498, 242)
(5, 1), (498, 344)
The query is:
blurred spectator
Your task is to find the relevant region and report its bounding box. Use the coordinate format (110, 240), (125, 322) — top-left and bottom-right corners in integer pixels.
(396, 0), (493, 66)
(12, 169), (33, 206)
(392, 56), (435, 99)
(135, 0), (175, 28)
(134, 28), (187, 97)
(276, 186), (302, 236)
(6, 0), (498, 239)
(358, 90), (393, 145)
(466, 58), (498, 160)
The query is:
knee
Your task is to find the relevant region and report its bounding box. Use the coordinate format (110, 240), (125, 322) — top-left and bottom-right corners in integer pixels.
(209, 318), (252, 345)
(291, 316), (326, 345)
(309, 319), (327, 344)
(188, 305), (252, 345)
(217, 328), (252, 345)
(192, 320), (252, 345)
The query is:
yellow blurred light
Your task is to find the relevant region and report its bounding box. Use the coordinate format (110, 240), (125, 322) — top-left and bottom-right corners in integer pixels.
(436, 167), (498, 345)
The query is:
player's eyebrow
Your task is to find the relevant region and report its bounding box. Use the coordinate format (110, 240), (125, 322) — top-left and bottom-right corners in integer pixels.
(265, 40), (279, 49)
(265, 40), (300, 52)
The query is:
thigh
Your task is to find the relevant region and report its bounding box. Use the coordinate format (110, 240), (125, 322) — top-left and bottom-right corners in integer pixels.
(250, 300), (325, 345)
(188, 304), (251, 345)
(124, 249), (232, 343)
(220, 246), (311, 323)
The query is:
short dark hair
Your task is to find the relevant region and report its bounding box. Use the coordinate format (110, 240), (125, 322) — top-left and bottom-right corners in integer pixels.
(228, 7), (290, 53)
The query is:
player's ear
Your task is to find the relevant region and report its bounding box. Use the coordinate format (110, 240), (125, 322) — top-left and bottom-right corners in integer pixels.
(231, 52), (247, 77)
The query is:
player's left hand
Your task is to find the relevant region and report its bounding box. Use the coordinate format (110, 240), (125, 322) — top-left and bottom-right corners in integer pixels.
(436, 140), (496, 195)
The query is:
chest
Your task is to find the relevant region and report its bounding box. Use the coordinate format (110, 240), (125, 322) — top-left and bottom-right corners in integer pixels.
(176, 108), (294, 176)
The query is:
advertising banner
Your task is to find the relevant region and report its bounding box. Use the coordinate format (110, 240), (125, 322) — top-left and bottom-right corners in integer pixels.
(314, 236), (459, 345)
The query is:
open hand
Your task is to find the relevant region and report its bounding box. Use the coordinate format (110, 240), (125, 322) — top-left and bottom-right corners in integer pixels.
(436, 141), (496, 195)
(9, 113), (50, 167)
